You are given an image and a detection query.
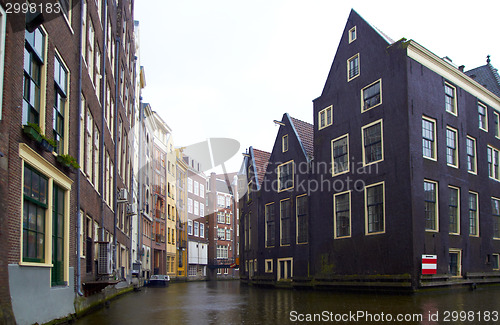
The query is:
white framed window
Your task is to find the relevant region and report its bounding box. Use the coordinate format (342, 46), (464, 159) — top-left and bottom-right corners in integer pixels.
(265, 203), (275, 248)
(187, 198), (193, 214)
(265, 259), (273, 273)
(194, 201), (199, 216)
(469, 191), (479, 237)
(194, 181), (199, 196)
(446, 126), (458, 168)
(331, 134), (349, 176)
(200, 184), (205, 198)
(226, 213), (231, 225)
(194, 221), (199, 237)
(362, 119), (384, 166)
(217, 227), (225, 240)
(466, 136), (477, 174)
(226, 229), (231, 241)
(199, 203), (205, 217)
(226, 196), (231, 207)
(278, 161), (294, 192)
(488, 146), (500, 181)
(361, 79), (382, 112)
(187, 220), (193, 235)
(282, 134), (288, 152)
(347, 53), (360, 81)
(296, 194), (308, 244)
(188, 178), (193, 193)
(422, 116), (437, 160)
(348, 26), (356, 43)
(424, 180), (439, 232)
(493, 198), (500, 240)
(334, 191), (351, 239)
(280, 198), (291, 246)
(493, 111), (500, 138)
(448, 186), (460, 235)
(318, 105), (333, 130)
(218, 195), (225, 207)
(217, 212), (225, 224)
(445, 83), (457, 115)
(478, 102), (488, 131)
(364, 182), (385, 235)
(200, 223), (204, 238)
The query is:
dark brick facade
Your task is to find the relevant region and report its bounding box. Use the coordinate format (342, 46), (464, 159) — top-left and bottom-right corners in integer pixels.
(240, 10), (500, 291)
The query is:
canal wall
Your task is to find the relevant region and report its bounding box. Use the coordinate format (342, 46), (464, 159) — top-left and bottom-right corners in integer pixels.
(242, 272), (500, 292)
(74, 281), (134, 320)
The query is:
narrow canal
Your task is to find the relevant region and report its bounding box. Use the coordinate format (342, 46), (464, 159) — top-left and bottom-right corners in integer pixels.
(76, 281), (500, 324)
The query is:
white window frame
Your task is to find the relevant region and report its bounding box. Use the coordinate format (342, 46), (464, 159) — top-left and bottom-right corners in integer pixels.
(348, 26), (356, 43)
(347, 53), (360, 81)
(331, 134), (349, 176)
(448, 185), (460, 235)
(466, 136), (477, 174)
(445, 82), (457, 116)
(265, 259), (273, 273)
(446, 126), (459, 168)
(424, 179), (439, 232)
(364, 182), (385, 235)
(478, 102), (488, 132)
(318, 105), (333, 130)
(334, 190), (351, 239)
(422, 116), (437, 161)
(361, 119), (384, 166)
(361, 79), (382, 112)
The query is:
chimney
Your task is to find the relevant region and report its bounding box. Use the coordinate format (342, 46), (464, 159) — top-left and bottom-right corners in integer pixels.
(459, 65), (465, 72)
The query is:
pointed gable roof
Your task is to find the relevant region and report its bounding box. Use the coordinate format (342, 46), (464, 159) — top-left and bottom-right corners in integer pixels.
(288, 114), (314, 160)
(250, 147), (271, 189)
(465, 58), (500, 99)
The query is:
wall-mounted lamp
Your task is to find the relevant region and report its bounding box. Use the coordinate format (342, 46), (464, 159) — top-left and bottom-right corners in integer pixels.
(273, 120), (285, 126)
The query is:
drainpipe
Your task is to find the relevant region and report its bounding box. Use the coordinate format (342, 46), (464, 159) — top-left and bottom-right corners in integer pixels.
(129, 56), (138, 276)
(137, 100), (144, 275)
(113, 33), (121, 276)
(75, 0), (85, 297)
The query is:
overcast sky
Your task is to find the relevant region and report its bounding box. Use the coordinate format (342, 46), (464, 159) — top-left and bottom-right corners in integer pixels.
(134, 1), (500, 174)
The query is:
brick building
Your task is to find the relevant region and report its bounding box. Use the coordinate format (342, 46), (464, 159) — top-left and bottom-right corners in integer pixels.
(0, 0), (138, 323)
(240, 10), (500, 291)
(207, 172), (239, 279)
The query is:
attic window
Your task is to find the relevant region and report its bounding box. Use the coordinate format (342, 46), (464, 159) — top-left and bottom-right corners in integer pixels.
(349, 26), (357, 43)
(282, 134), (288, 153)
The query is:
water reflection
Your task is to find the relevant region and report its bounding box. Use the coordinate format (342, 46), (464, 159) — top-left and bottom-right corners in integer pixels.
(76, 281), (500, 324)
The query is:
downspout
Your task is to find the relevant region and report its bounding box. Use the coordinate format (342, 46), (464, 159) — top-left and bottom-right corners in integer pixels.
(137, 100), (144, 274)
(129, 56), (138, 274)
(102, 0), (110, 275)
(75, 0), (85, 297)
(113, 34), (121, 275)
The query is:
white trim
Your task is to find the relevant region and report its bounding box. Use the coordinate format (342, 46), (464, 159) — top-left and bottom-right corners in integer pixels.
(407, 41), (500, 112)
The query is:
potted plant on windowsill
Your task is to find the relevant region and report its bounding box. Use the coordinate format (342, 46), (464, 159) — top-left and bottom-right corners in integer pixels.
(56, 154), (80, 173)
(23, 123), (43, 142)
(40, 136), (57, 153)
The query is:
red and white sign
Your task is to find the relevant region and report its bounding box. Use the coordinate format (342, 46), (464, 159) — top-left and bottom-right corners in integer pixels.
(422, 254), (437, 275)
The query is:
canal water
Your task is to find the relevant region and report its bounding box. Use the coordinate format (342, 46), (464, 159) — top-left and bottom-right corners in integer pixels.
(76, 281), (500, 324)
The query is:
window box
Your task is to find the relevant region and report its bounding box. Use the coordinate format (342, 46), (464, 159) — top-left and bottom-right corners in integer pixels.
(23, 123), (43, 142)
(56, 154), (80, 172)
(40, 137), (56, 153)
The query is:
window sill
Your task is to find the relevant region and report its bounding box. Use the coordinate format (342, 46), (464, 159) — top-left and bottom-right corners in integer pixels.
(19, 261), (53, 268)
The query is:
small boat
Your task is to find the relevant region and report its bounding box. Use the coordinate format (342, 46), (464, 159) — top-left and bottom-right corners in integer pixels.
(147, 275), (170, 287)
